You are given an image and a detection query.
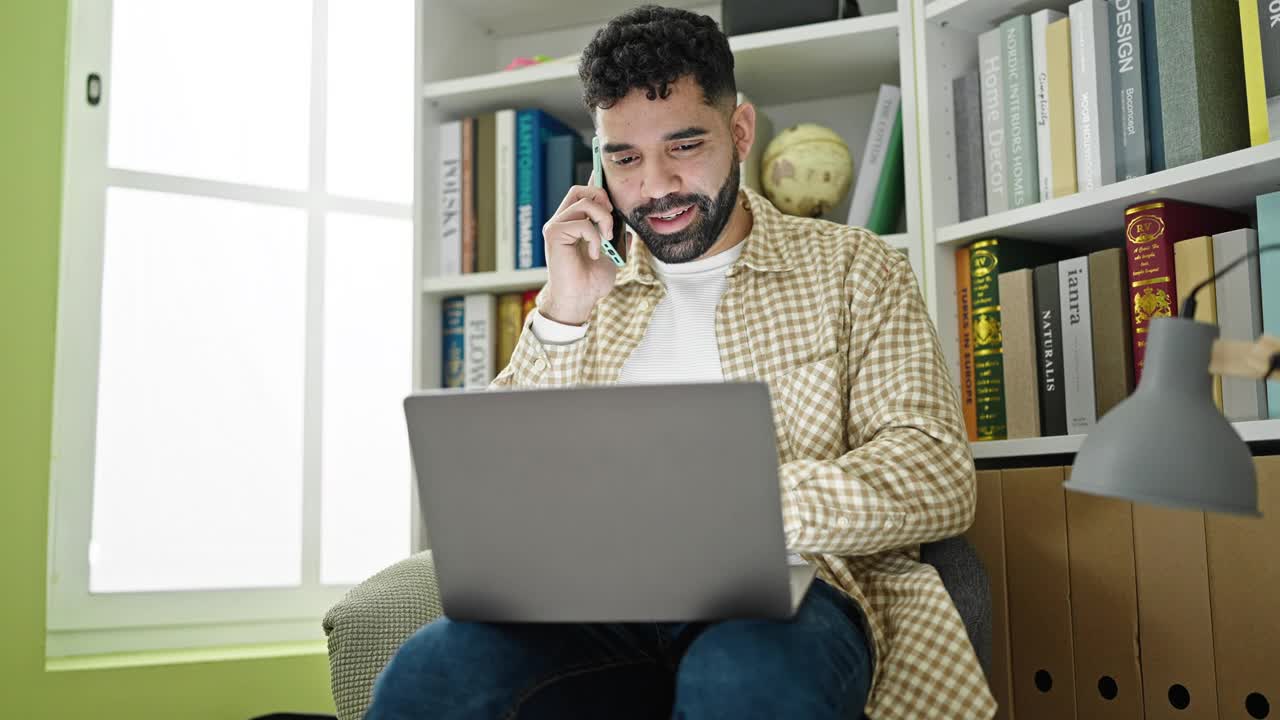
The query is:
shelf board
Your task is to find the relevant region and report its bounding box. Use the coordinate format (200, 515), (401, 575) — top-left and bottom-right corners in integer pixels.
(924, 0), (1074, 31)
(971, 418), (1280, 460)
(422, 269), (548, 296)
(441, 0), (708, 38)
(937, 143), (1280, 247)
(423, 13), (902, 122)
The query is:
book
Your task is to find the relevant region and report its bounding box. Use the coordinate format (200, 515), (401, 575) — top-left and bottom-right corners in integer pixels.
(1140, 0), (1166, 172)
(1154, 0), (1249, 169)
(463, 293), (496, 389)
(515, 109), (579, 270)
(999, 269), (1041, 438)
(1060, 256), (1098, 433)
(442, 296), (465, 388)
(867, 107), (905, 235)
(460, 116), (477, 274)
(521, 289), (539, 325)
(848, 85), (902, 228)
(1087, 248), (1136, 418)
(495, 109), (516, 273)
(1070, 0), (1117, 193)
(1003, 15), (1039, 209)
(1034, 262), (1068, 435)
(495, 292), (524, 375)
(954, 72), (988, 222)
(437, 121), (462, 276)
(969, 238), (1070, 440)
(1257, 191), (1280, 418)
(956, 246), (979, 441)
(1109, 0), (1149, 180)
(475, 113), (497, 273)
(1212, 228), (1266, 421)
(979, 29), (1009, 215)
(1046, 17), (1079, 199)
(1241, 0), (1280, 145)
(544, 133), (589, 230)
(1122, 199), (1248, 382)
(1173, 235), (1224, 410)
(1032, 9), (1066, 201)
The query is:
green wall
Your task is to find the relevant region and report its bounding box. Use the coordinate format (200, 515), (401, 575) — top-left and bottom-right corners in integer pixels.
(0, 1), (335, 716)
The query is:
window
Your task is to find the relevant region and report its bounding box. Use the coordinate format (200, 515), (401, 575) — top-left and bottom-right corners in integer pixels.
(49, 0), (417, 655)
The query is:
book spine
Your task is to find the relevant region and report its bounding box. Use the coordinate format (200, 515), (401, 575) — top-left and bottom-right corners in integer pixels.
(1212, 229), (1266, 420)
(1173, 235), (1223, 410)
(463, 293), (496, 389)
(1034, 262), (1068, 435)
(867, 108), (905, 234)
(495, 109), (516, 273)
(1261, 0), (1280, 139)
(1047, 17), (1078, 198)
(979, 30), (1009, 215)
(1258, 192), (1280, 418)
(442, 296), (466, 388)
(1060, 256), (1097, 433)
(956, 246), (979, 441)
(1003, 15), (1039, 209)
(476, 113), (497, 273)
(1110, 0), (1149, 180)
(521, 288), (539, 325)
(970, 239), (1008, 440)
(999, 269), (1041, 438)
(1124, 201), (1178, 383)
(1032, 10), (1064, 201)
(1071, 0), (1116, 193)
(515, 110), (537, 270)
(1087, 248), (1135, 417)
(1242, 0), (1272, 146)
(954, 73), (988, 222)
(495, 292), (525, 375)
(437, 121), (462, 276)
(1140, 0), (1166, 171)
(847, 85), (901, 227)
(460, 117), (477, 273)
(1156, 0), (1249, 169)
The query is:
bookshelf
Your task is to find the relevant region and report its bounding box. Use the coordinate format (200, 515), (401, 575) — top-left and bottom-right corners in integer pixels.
(413, 0), (1280, 463)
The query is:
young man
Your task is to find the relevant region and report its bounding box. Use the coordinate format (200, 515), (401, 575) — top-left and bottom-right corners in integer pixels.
(368, 6), (993, 719)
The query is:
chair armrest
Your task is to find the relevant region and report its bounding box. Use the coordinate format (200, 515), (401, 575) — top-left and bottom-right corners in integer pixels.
(323, 550), (443, 720)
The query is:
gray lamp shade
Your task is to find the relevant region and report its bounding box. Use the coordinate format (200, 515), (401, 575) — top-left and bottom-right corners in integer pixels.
(1066, 316), (1260, 516)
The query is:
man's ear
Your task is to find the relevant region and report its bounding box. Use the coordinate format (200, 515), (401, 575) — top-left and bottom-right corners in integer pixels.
(730, 100), (756, 162)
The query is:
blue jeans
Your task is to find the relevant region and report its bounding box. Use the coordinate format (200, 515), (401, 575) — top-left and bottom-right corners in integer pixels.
(366, 578), (873, 719)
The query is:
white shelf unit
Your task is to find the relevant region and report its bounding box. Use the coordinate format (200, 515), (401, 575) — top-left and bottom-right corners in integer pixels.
(415, 0), (921, 397)
(910, 0), (1280, 461)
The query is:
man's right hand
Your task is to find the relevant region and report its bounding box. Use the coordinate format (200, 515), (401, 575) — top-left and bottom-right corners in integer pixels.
(538, 178), (625, 326)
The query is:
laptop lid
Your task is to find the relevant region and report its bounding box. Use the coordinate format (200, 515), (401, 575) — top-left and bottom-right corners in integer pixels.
(402, 381), (803, 622)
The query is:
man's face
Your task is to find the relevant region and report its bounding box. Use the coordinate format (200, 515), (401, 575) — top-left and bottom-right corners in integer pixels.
(595, 75), (751, 264)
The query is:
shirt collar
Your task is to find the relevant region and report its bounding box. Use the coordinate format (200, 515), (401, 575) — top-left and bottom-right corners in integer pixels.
(614, 185), (796, 288)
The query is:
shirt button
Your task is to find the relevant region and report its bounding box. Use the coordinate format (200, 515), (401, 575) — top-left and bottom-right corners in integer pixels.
(532, 357), (547, 374)
(838, 516), (851, 529)
(637, 299), (650, 312)
(883, 518), (895, 530)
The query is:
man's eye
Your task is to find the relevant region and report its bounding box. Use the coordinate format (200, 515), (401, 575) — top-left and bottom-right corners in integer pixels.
(674, 142), (702, 152)
(613, 155), (637, 166)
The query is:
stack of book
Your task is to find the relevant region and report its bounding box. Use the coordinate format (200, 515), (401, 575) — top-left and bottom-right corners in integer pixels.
(845, 84), (907, 234)
(951, 0), (1280, 222)
(441, 290), (539, 389)
(437, 108), (591, 276)
(957, 189), (1280, 441)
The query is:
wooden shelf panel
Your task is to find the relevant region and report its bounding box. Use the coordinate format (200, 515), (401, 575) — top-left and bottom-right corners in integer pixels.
(422, 269), (548, 296)
(423, 13), (903, 122)
(971, 419), (1280, 460)
(937, 143), (1280, 248)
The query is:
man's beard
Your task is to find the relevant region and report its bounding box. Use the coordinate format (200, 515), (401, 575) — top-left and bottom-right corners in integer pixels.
(626, 153), (741, 264)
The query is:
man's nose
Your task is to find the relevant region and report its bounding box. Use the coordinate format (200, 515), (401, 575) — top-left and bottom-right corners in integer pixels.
(640, 156), (681, 204)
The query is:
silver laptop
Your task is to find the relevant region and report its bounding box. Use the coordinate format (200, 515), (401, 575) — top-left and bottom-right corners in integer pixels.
(402, 381), (817, 623)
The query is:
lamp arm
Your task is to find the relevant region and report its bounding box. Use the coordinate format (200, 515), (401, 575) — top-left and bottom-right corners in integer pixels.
(1209, 335), (1280, 381)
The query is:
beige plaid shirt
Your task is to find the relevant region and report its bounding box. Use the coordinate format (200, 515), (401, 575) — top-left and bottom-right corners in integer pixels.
(491, 187), (995, 719)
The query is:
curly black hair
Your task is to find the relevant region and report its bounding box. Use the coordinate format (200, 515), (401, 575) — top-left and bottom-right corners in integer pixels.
(578, 5), (736, 115)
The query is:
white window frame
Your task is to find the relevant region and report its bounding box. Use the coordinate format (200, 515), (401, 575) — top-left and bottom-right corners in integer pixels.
(47, 0), (418, 657)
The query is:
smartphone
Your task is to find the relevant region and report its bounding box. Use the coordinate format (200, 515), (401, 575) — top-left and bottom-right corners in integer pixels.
(591, 135), (628, 267)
